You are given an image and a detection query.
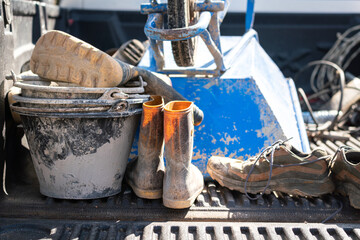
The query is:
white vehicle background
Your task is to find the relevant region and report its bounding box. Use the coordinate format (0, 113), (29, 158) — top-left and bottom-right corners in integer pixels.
(60, 0), (360, 13)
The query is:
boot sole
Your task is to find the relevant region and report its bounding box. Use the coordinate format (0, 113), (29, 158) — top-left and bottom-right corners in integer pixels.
(162, 187), (203, 209)
(208, 165), (334, 197)
(126, 178), (162, 200)
(30, 31), (122, 87)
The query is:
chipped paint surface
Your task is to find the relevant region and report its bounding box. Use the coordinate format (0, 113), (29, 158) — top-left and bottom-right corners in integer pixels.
(171, 75), (302, 175)
(248, 79), (286, 148)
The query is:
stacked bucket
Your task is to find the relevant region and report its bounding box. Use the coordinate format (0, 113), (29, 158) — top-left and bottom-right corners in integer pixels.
(10, 72), (149, 199)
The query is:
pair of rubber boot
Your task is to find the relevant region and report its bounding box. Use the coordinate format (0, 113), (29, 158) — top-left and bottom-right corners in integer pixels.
(126, 96), (204, 209)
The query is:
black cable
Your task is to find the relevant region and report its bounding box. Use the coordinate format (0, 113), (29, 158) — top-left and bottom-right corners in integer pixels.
(311, 25), (360, 95)
(306, 86), (360, 101)
(295, 60), (345, 132)
(321, 200), (343, 223)
(297, 88), (319, 127)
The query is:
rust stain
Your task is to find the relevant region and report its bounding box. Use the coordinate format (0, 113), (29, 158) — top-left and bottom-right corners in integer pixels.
(203, 79), (217, 89)
(219, 132), (239, 145)
(192, 148), (208, 174)
(193, 149), (206, 161)
(228, 152), (238, 158)
(210, 135), (217, 144)
(209, 148), (246, 161)
(226, 148), (244, 159)
(251, 88), (284, 147)
(243, 153), (257, 161)
(211, 147), (229, 157)
(197, 124), (205, 131)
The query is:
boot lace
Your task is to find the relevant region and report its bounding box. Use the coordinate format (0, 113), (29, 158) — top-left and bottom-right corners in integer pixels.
(327, 145), (352, 173)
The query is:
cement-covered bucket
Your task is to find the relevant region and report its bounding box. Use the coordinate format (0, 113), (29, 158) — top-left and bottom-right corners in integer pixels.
(11, 97), (146, 199)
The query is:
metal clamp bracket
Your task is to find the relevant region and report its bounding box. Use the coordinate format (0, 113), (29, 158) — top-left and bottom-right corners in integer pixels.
(141, 0), (228, 76)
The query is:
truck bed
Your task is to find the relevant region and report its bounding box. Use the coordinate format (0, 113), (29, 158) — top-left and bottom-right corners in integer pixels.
(1, 1), (360, 239)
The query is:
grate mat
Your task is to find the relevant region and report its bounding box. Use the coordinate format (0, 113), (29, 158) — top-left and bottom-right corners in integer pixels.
(310, 135), (360, 155)
(2, 180), (360, 223)
(0, 219), (360, 240)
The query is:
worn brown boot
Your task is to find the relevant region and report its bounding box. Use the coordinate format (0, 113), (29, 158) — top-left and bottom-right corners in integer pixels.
(112, 39), (146, 66)
(162, 101), (204, 209)
(207, 140), (334, 198)
(329, 146), (360, 209)
(126, 96), (165, 199)
(30, 30), (133, 87)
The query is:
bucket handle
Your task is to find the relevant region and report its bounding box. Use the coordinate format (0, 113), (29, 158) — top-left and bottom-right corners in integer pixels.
(11, 100), (130, 114)
(99, 88), (130, 100)
(13, 94), (121, 106)
(8, 71), (146, 95)
(9, 70), (17, 83)
(108, 101), (129, 113)
(11, 103), (142, 118)
(11, 104), (110, 113)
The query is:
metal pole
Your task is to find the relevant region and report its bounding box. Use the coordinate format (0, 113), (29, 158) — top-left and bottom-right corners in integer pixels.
(245, 0), (255, 32)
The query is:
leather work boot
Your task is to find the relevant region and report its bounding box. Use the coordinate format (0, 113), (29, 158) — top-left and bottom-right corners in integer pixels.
(207, 140), (335, 198)
(112, 39), (146, 66)
(162, 101), (204, 209)
(30, 30), (133, 88)
(126, 96), (165, 199)
(329, 147), (360, 209)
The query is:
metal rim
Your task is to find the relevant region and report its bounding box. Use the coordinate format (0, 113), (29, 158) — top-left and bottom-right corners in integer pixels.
(14, 108), (143, 118)
(13, 76), (146, 94)
(11, 104), (143, 118)
(15, 81), (143, 94)
(11, 104), (110, 113)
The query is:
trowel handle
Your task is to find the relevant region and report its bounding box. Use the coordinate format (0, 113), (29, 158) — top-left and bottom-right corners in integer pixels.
(115, 59), (139, 84)
(193, 105), (204, 126)
(133, 68), (204, 125)
(113, 59), (205, 125)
